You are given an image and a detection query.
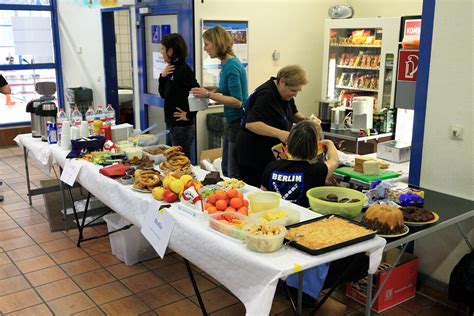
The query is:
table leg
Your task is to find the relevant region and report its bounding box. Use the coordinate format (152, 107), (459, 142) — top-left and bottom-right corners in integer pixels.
(365, 273), (373, 316)
(456, 223), (473, 252)
(23, 147), (33, 205)
(297, 271), (303, 316)
(184, 258), (208, 316)
(59, 169), (69, 231)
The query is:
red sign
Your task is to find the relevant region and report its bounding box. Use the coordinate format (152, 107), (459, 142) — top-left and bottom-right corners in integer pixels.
(397, 49), (419, 82)
(404, 19), (422, 38)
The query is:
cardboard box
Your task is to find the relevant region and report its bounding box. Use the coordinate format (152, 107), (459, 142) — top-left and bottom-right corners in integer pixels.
(199, 148), (222, 171)
(377, 140), (411, 163)
(346, 250), (418, 312)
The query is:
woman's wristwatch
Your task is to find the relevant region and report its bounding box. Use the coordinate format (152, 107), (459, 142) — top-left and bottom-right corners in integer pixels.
(205, 91), (211, 98)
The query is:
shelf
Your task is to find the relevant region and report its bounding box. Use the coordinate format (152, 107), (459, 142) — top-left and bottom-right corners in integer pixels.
(330, 44), (382, 48)
(335, 85), (378, 92)
(337, 65), (380, 71)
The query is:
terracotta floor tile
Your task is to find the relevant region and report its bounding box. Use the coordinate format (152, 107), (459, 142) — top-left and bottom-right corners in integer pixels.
(47, 292), (96, 315)
(39, 238), (76, 253)
(0, 212), (11, 221)
(101, 295), (151, 315)
(313, 297), (356, 316)
(72, 307), (106, 315)
(170, 274), (217, 297)
(16, 254), (56, 273)
(0, 227), (26, 241)
(137, 284), (185, 309)
(416, 303), (460, 316)
(92, 253), (121, 267)
(0, 235), (35, 251)
(7, 244), (45, 262)
(376, 305), (414, 316)
(72, 268), (116, 290)
(0, 219), (18, 231)
(49, 247), (89, 264)
(142, 255), (179, 270)
(153, 262), (189, 283)
(399, 294), (436, 313)
(25, 229), (65, 243)
(24, 265), (68, 287)
(189, 287), (239, 313)
(106, 262), (148, 279)
(8, 208), (41, 219)
(82, 240), (112, 256)
(155, 298), (202, 316)
(121, 271), (166, 293)
(22, 221), (53, 233)
(140, 311), (158, 316)
(36, 278), (81, 301)
(6, 304), (53, 316)
(85, 281), (132, 305)
(61, 257), (101, 276)
(0, 196), (26, 206)
(0, 252), (11, 265)
(0, 275), (30, 296)
(0, 235), (36, 251)
(0, 288), (42, 313)
(1, 201), (31, 212)
(0, 263), (21, 280)
(14, 214), (47, 227)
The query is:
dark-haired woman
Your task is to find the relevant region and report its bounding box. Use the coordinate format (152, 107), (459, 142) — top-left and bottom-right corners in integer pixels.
(159, 33), (200, 160)
(261, 120), (338, 208)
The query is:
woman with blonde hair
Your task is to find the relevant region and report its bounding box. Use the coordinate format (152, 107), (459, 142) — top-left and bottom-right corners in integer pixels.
(192, 26), (248, 178)
(235, 65), (308, 187)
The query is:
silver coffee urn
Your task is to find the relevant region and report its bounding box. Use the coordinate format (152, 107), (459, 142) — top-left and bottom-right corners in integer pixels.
(36, 102), (57, 142)
(25, 82), (57, 138)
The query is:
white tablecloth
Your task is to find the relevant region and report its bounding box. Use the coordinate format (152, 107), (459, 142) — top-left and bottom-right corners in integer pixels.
(14, 133), (54, 175)
(49, 143), (386, 315)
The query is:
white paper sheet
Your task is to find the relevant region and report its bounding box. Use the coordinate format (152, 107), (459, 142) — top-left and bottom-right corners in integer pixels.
(60, 159), (82, 186)
(152, 51), (166, 79)
(141, 207), (175, 258)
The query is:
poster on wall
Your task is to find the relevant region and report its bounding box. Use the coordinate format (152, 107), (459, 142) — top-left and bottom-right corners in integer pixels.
(201, 20), (248, 88)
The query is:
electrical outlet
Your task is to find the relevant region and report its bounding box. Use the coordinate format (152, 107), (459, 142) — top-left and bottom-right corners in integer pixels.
(450, 124), (464, 140)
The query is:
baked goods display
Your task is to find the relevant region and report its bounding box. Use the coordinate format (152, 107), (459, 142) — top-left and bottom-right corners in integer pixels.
(354, 156), (389, 173)
(400, 206), (435, 223)
(202, 171), (223, 185)
(132, 169), (163, 192)
(160, 146), (192, 177)
(286, 216), (373, 250)
(124, 156), (154, 169)
(362, 205), (405, 235)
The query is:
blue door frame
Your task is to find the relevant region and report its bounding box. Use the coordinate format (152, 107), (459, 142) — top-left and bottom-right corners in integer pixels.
(135, 0), (195, 130)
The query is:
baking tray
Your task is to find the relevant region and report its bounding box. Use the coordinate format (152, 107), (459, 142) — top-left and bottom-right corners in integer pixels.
(284, 214), (377, 255)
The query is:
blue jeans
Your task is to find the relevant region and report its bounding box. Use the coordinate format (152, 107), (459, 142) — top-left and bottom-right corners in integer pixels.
(286, 263), (330, 298)
(166, 124), (195, 162)
(222, 121), (240, 178)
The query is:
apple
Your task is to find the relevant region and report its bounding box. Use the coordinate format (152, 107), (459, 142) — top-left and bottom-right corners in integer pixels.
(163, 189), (178, 203)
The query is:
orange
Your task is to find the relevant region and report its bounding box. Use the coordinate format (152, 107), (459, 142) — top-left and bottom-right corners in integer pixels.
(237, 206), (248, 216)
(225, 207), (237, 212)
(227, 188), (239, 199)
(237, 192), (244, 200)
(215, 199), (228, 211)
(207, 194), (216, 204)
(243, 199), (249, 207)
(205, 202), (213, 209)
(230, 197), (243, 209)
(215, 190), (227, 201)
(206, 206), (218, 214)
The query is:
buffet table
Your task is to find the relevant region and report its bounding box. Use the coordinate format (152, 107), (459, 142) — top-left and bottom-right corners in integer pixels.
(49, 143), (387, 316)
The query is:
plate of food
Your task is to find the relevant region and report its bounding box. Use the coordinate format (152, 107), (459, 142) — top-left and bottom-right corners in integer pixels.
(377, 224), (409, 238)
(401, 207), (439, 226)
(131, 187), (151, 193)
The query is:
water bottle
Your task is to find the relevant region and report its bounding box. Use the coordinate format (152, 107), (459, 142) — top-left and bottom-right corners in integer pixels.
(94, 105), (105, 122)
(104, 104), (116, 126)
(85, 105), (95, 136)
(71, 105), (82, 127)
(56, 108), (67, 146)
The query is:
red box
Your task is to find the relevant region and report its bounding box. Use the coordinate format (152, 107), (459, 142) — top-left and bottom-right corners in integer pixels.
(346, 251), (418, 312)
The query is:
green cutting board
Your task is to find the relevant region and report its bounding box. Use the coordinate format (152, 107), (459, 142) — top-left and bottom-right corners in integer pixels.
(335, 167), (401, 182)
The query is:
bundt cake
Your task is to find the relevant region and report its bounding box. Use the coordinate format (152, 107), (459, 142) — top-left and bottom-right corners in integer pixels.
(362, 205), (405, 235)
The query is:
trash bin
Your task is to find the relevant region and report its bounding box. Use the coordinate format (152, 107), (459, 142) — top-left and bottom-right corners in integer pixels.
(103, 213), (157, 265)
(206, 112), (225, 149)
(66, 87), (93, 116)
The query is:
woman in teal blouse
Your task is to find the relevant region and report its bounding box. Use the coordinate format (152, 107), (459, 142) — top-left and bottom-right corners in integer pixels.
(192, 25), (248, 178)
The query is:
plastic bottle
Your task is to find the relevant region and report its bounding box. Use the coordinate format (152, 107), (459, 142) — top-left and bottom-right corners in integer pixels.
(71, 105), (82, 127)
(94, 105), (105, 122)
(85, 105), (95, 136)
(56, 108), (67, 146)
(104, 104), (116, 126)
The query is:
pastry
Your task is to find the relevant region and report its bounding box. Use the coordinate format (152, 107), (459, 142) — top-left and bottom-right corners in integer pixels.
(362, 205), (405, 235)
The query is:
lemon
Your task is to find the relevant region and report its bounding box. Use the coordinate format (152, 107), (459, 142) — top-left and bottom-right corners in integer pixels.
(162, 176), (177, 189)
(170, 179), (184, 194)
(152, 187), (165, 201)
(180, 174), (193, 186)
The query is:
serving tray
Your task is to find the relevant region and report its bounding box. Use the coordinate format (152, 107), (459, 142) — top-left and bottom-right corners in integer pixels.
(284, 214), (377, 255)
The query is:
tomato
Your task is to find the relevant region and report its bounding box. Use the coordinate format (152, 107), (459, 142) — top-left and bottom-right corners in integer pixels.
(237, 192), (244, 200)
(227, 188), (239, 199)
(243, 199), (249, 207)
(207, 194), (217, 204)
(206, 206), (218, 214)
(215, 190), (227, 201)
(237, 206), (248, 216)
(230, 197), (243, 209)
(215, 199), (228, 211)
(225, 207), (237, 212)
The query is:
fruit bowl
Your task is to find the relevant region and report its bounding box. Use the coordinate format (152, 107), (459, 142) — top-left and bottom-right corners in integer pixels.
(244, 223), (286, 253)
(306, 186), (366, 219)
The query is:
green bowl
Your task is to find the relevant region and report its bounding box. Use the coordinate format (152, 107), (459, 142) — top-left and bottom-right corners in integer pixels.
(306, 186), (366, 218)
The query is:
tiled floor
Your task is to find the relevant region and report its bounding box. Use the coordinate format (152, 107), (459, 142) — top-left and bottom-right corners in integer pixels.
(0, 145), (469, 315)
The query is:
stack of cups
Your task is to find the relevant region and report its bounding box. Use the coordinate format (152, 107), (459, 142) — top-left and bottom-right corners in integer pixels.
(61, 121), (72, 150)
(71, 126), (80, 140)
(80, 121), (89, 138)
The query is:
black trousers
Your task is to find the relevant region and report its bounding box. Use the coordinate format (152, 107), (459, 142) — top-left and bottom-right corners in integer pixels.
(238, 165), (264, 188)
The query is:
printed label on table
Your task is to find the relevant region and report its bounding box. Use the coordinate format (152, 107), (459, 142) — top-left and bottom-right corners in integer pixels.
(60, 159), (82, 186)
(141, 207), (175, 258)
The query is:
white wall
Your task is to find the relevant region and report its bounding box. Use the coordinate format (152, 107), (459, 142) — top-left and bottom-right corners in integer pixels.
(414, 0), (474, 285)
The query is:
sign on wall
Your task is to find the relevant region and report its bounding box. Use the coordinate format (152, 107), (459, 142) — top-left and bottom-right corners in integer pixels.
(201, 20), (248, 87)
(397, 49), (419, 82)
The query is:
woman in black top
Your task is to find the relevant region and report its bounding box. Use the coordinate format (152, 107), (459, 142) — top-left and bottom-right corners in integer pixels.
(158, 34), (199, 160)
(235, 65), (308, 187)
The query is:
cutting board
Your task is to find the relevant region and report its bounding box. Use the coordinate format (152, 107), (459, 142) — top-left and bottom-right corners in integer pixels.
(335, 167), (401, 182)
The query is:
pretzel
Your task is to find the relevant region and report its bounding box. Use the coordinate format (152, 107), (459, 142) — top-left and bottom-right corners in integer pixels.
(137, 171), (161, 188)
(168, 155), (190, 166)
(164, 146), (183, 157)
